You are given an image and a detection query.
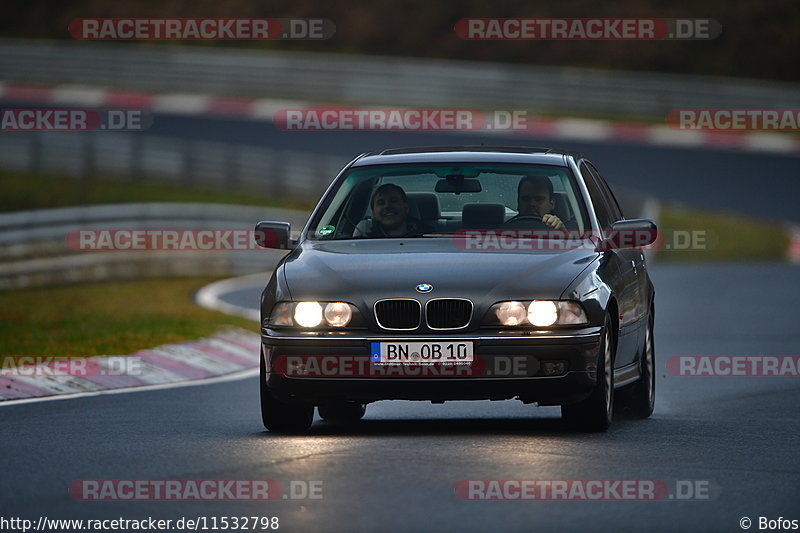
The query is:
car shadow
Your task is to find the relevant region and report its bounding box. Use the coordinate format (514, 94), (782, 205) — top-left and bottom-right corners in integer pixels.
(251, 414), (646, 438)
(312, 416), (567, 436)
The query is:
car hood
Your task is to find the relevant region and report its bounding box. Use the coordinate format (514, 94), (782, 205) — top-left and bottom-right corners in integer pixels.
(281, 239), (598, 304)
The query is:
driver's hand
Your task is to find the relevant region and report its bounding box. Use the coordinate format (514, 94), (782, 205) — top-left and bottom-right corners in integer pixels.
(542, 214), (565, 230)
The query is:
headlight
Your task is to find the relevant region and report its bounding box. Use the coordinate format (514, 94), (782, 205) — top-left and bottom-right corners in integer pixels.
(324, 302), (352, 327)
(294, 302), (323, 327)
(486, 300), (588, 327)
(267, 301), (359, 328)
(528, 300), (558, 327)
(496, 301), (528, 326)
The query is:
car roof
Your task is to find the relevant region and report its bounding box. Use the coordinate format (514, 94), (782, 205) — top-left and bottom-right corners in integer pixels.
(350, 146), (582, 167)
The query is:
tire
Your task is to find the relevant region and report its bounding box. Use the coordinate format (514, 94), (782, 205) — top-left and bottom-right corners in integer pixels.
(260, 350), (314, 433)
(318, 402), (367, 422)
(618, 311), (655, 419)
(561, 315), (614, 432)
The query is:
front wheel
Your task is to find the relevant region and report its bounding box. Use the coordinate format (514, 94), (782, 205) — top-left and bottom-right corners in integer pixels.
(561, 316), (614, 432)
(617, 311), (655, 418)
(260, 350), (313, 433)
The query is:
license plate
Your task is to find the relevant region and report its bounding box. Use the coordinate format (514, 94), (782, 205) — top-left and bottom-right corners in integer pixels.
(370, 342), (473, 364)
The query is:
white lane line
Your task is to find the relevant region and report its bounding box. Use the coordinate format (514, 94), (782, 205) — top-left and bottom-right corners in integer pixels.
(194, 272), (268, 322)
(0, 367), (258, 407)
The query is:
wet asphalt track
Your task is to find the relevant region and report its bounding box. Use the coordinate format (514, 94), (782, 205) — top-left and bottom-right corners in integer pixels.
(2, 262), (799, 533)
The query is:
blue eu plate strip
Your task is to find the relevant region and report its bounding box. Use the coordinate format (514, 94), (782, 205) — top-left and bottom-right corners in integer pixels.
(370, 342), (381, 363)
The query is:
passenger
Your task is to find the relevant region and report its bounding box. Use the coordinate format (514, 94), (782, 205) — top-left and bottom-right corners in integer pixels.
(366, 184), (434, 237)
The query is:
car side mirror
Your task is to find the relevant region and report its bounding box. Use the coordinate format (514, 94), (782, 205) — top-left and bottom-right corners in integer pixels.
(597, 219), (658, 251)
(254, 221), (293, 249)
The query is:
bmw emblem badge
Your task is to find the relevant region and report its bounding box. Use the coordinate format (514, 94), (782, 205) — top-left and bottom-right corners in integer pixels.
(416, 283), (433, 293)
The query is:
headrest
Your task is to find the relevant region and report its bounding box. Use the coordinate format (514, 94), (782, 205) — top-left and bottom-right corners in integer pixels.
(552, 192), (573, 222)
(406, 192), (440, 221)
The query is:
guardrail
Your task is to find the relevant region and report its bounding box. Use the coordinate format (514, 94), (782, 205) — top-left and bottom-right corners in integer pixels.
(0, 131), (348, 201)
(0, 203), (309, 290)
(2, 39), (799, 116)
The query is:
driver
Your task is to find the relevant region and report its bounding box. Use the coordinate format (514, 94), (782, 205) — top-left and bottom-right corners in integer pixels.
(510, 175), (566, 230)
(365, 183), (434, 237)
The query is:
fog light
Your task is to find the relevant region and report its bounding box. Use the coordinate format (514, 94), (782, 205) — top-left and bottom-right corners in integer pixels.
(541, 361), (568, 376)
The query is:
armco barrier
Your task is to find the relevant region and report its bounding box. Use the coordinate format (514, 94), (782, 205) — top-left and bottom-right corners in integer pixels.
(0, 203), (309, 290)
(0, 132), (349, 202)
(1, 39), (800, 116)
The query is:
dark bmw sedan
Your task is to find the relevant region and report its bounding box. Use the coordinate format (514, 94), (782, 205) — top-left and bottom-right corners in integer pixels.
(255, 146), (656, 432)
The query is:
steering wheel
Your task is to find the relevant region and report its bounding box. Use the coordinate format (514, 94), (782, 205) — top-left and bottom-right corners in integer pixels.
(502, 214), (548, 229)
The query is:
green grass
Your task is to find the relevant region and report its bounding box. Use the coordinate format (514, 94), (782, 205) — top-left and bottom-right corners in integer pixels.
(0, 170), (315, 213)
(0, 277), (256, 360)
(655, 205), (790, 261)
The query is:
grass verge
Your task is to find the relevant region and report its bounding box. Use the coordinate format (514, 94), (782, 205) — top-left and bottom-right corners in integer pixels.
(655, 205), (790, 261)
(0, 277), (255, 361)
(0, 170), (314, 213)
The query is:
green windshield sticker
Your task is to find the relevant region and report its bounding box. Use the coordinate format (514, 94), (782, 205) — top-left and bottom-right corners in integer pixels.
(319, 225), (335, 236)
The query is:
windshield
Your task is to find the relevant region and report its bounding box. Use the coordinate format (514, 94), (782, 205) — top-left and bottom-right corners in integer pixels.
(306, 163), (590, 240)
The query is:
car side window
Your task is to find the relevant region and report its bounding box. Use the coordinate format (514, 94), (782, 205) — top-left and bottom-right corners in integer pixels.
(580, 162), (613, 229)
(587, 162), (624, 221)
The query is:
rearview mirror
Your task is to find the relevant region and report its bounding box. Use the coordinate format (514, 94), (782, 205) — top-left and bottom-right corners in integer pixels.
(435, 177), (482, 193)
(598, 219), (658, 251)
(254, 221), (292, 249)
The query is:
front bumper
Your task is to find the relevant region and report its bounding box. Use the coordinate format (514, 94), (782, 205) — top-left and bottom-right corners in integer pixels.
(262, 327), (602, 405)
